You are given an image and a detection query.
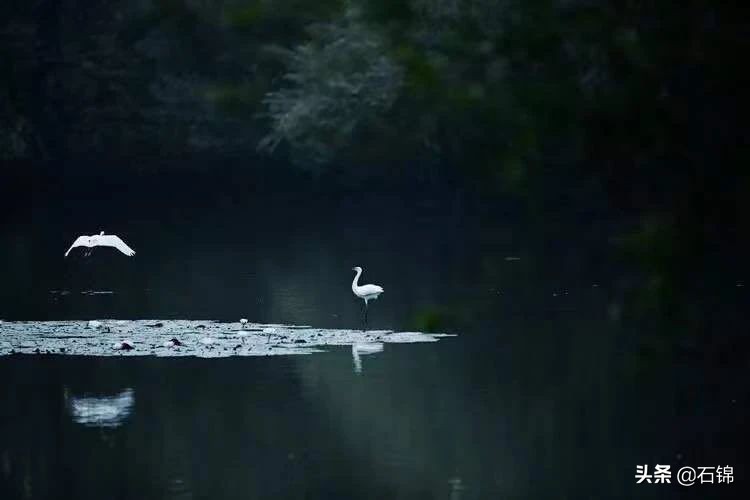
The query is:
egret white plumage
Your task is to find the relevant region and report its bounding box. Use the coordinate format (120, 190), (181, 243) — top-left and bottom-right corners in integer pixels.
(65, 231), (136, 257)
(352, 266), (384, 329)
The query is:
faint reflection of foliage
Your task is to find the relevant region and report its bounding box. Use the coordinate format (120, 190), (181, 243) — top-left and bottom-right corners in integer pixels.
(410, 307), (446, 332)
(258, 9), (403, 165)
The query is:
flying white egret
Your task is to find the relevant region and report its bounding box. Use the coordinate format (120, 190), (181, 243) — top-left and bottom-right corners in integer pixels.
(65, 231), (136, 257)
(351, 266), (384, 329)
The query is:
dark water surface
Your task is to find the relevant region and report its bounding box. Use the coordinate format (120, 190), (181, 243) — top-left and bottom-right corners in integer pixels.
(0, 165), (744, 499)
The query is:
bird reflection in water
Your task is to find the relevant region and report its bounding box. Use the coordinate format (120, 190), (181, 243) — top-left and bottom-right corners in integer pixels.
(448, 477), (465, 500)
(351, 343), (384, 374)
(65, 388), (135, 428)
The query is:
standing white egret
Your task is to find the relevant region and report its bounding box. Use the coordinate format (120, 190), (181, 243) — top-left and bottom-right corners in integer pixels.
(65, 231), (136, 257)
(351, 266), (384, 329)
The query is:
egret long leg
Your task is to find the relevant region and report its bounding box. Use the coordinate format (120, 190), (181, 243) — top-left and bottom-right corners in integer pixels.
(363, 302), (369, 331)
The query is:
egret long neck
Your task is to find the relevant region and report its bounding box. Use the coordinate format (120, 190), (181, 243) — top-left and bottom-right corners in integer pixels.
(352, 269), (362, 291)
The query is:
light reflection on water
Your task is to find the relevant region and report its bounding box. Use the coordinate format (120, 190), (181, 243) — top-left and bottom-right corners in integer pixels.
(65, 388), (135, 428)
(351, 343), (384, 374)
(0, 321), (727, 500)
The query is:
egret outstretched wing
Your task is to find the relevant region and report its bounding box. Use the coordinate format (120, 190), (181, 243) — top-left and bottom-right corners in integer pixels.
(98, 235), (136, 256)
(64, 236), (88, 257)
